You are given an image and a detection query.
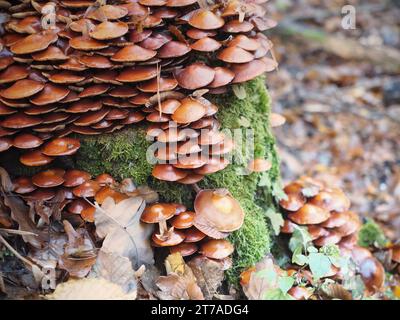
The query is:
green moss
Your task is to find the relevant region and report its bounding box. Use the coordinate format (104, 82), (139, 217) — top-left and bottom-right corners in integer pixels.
(74, 77), (282, 285)
(358, 218), (388, 248)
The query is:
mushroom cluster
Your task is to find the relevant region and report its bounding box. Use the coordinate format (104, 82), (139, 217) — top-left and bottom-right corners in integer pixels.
(141, 188), (244, 265)
(11, 169), (157, 225)
(280, 176), (360, 249)
(280, 176), (385, 295)
(0, 0), (277, 179)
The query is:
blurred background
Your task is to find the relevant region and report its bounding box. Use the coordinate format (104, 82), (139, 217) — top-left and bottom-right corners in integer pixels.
(266, 0), (400, 240)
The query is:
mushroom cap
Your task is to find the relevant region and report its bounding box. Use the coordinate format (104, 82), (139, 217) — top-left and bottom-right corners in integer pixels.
(81, 206), (96, 222)
(288, 287), (313, 300)
(232, 59), (271, 83)
(279, 182), (306, 212)
(141, 203), (177, 223)
(391, 246), (400, 264)
(281, 219), (296, 234)
(228, 35), (261, 51)
(63, 169), (91, 187)
(223, 20), (254, 33)
(32, 169), (65, 188)
(247, 158), (272, 173)
(166, 0), (197, 7)
(79, 84), (110, 98)
(171, 97), (206, 123)
(1, 79), (44, 100)
(0, 112), (42, 129)
(74, 108), (110, 126)
(87, 4), (128, 21)
(194, 157), (229, 175)
(31, 46), (68, 61)
(170, 211), (195, 229)
(30, 83), (70, 106)
(334, 211), (361, 237)
(217, 46), (254, 63)
(152, 229), (185, 246)
(138, 77), (178, 93)
(199, 239), (234, 259)
(152, 164), (188, 181)
(11, 31), (58, 54)
(13, 176), (37, 194)
(174, 63), (215, 90)
(358, 257), (385, 293)
(111, 45), (157, 62)
(95, 173), (115, 186)
(288, 204), (330, 225)
(116, 67), (158, 83)
(270, 113), (286, 127)
(186, 28), (216, 39)
(89, 21), (129, 40)
(23, 188), (56, 202)
(157, 40), (191, 58)
(13, 133), (43, 149)
(140, 33), (172, 50)
(19, 150), (54, 166)
(156, 99), (181, 114)
(194, 189), (244, 233)
(307, 225), (329, 240)
(184, 227), (206, 242)
(78, 55), (113, 69)
(190, 37), (221, 52)
(0, 65), (29, 84)
(320, 211), (348, 228)
(67, 198), (92, 215)
(169, 242), (198, 256)
(313, 230), (342, 247)
(129, 29), (152, 43)
(94, 186), (128, 205)
(72, 180), (101, 198)
(69, 36), (109, 51)
(189, 10), (225, 30)
(209, 67), (235, 88)
(109, 86), (139, 98)
(41, 137), (80, 156)
(309, 188), (351, 213)
(48, 71), (86, 84)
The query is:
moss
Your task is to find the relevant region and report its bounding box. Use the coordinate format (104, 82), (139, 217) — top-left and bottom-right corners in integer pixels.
(358, 218), (388, 248)
(74, 77), (282, 285)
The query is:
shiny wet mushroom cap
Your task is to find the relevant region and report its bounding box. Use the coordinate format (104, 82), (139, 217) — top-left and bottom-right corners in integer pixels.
(188, 10), (225, 30)
(41, 137), (80, 156)
(174, 63), (215, 90)
(199, 239), (234, 260)
(152, 164), (188, 181)
(288, 203), (330, 225)
(32, 169), (65, 188)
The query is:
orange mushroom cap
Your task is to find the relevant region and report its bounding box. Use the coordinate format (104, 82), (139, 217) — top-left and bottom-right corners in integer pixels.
(199, 239), (234, 260)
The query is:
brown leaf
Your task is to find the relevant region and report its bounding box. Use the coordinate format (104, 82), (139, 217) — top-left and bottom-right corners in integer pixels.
(58, 220), (97, 278)
(187, 255), (225, 300)
(94, 196), (154, 267)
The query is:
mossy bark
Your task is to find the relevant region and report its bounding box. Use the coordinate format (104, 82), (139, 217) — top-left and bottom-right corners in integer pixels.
(66, 77), (283, 284)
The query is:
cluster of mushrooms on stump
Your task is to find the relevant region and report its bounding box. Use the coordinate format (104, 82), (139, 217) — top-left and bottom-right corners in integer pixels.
(0, 0), (278, 287)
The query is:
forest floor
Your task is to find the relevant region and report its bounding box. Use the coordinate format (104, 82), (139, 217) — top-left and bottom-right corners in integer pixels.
(267, 0), (400, 240)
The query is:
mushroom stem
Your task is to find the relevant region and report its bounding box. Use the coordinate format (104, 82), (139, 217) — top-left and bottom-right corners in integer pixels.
(192, 183), (201, 193)
(158, 218), (169, 239)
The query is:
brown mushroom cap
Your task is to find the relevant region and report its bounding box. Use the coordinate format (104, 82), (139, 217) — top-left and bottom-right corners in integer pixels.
(270, 113), (286, 127)
(42, 137), (80, 156)
(32, 169), (65, 188)
(334, 211), (361, 237)
(189, 10), (225, 30)
(174, 63), (215, 90)
(0, 112), (42, 129)
(288, 204), (330, 225)
(166, 0), (197, 6)
(152, 229), (185, 246)
(194, 189), (244, 233)
(23, 188), (56, 202)
(194, 157), (229, 175)
(169, 242), (198, 256)
(94, 186), (128, 205)
(171, 97), (206, 123)
(309, 188), (351, 213)
(281, 219), (296, 234)
(95, 173), (115, 186)
(13, 133), (43, 149)
(67, 198), (92, 215)
(141, 203), (177, 223)
(358, 256), (385, 293)
(184, 227), (206, 242)
(320, 211), (348, 228)
(190, 37), (221, 52)
(19, 150), (54, 166)
(1, 79), (44, 100)
(111, 45), (157, 62)
(391, 246), (400, 264)
(199, 239), (234, 259)
(89, 21), (129, 40)
(223, 20), (254, 33)
(152, 164), (188, 181)
(31, 46), (68, 62)
(228, 35), (261, 51)
(30, 83), (70, 106)
(48, 71), (86, 84)
(217, 46), (254, 63)
(88, 4), (128, 21)
(170, 211), (195, 229)
(69, 36), (109, 51)
(78, 55), (113, 69)
(209, 67), (235, 88)
(116, 67), (158, 83)
(279, 182), (306, 212)
(0, 65), (29, 84)
(232, 59), (271, 83)
(11, 31), (58, 55)
(157, 40), (191, 58)
(138, 77), (178, 93)
(63, 169), (91, 187)
(247, 158), (272, 173)
(72, 180), (101, 198)
(13, 176), (37, 194)
(313, 230), (342, 247)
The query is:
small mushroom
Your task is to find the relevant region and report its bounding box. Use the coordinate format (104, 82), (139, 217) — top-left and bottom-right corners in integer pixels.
(288, 204), (330, 225)
(170, 211), (195, 229)
(32, 169), (65, 188)
(199, 239), (234, 260)
(63, 169), (91, 188)
(41, 137), (80, 156)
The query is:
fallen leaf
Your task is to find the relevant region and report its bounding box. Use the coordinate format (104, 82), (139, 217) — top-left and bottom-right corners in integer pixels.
(45, 278), (137, 300)
(94, 196), (154, 267)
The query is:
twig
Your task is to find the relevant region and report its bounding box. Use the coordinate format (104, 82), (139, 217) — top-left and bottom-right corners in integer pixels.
(0, 228), (38, 237)
(0, 233), (36, 269)
(0, 271), (5, 294)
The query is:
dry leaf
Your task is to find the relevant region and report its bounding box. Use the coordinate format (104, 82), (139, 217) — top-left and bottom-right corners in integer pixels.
(187, 255), (225, 300)
(92, 250), (137, 296)
(45, 278), (137, 300)
(94, 196), (154, 267)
